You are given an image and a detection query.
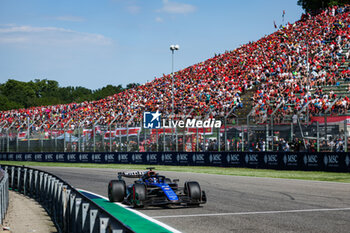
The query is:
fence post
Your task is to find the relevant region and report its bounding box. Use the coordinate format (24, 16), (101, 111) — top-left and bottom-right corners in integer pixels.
(138, 121), (141, 152)
(55, 128), (58, 152)
(109, 124), (112, 152)
(6, 130), (9, 153)
(196, 126), (199, 152)
(224, 118), (227, 151)
(93, 125), (96, 152)
(271, 116), (274, 151)
(266, 122), (269, 151)
(218, 126), (221, 152)
(163, 127), (166, 152)
(27, 119), (31, 152)
(317, 121), (320, 152)
(344, 120), (348, 152)
(40, 129), (43, 152)
(175, 127), (178, 152)
(182, 126), (186, 152)
(156, 128), (159, 152)
(241, 124), (244, 152)
(126, 124), (129, 152)
(119, 125), (122, 151)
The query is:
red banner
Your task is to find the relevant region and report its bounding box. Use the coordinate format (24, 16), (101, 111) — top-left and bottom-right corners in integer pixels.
(115, 127), (141, 136)
(187, 127), (213, 135)
(151, 128), (175, 134)
(311, 115), (350, 124)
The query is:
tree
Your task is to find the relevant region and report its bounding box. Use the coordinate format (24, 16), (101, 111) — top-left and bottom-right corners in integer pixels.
(297, 0), (348, 13)
(126, 83), (140, 90)
(93, 85), (123, 100)
(0, 79), (130, 111)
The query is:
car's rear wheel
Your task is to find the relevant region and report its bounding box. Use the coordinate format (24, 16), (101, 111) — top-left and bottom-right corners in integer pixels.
(108, 180), (126, 202)
(132, 183), (147, 208)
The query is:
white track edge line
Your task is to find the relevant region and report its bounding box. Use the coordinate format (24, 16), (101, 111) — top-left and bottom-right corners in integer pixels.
(77, 188), (182, 233)
(151, 207), (350, 219)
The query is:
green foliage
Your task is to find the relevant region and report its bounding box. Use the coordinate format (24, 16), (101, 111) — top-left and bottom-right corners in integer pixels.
(93, 84), (124, 100)
(0, 79), (136, 111)
(126, 83), (140, 90)
(297, 0), (348, 13)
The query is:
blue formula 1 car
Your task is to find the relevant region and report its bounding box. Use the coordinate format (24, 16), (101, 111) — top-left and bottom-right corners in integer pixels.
(108, 167), (206, 208)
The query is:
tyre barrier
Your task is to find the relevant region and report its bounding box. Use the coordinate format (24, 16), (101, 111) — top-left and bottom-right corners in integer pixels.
(0, 165), (134, 233)
(0, 168), (9, 225)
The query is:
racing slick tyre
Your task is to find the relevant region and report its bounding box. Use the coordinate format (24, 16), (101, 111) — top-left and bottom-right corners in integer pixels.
(108, 180), (126, 202)
(132, 183), (147, 208)
(185, 181), (201, 206)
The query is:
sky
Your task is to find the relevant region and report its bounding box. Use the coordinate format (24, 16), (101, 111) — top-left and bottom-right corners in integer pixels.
(0, 0), (305, 90)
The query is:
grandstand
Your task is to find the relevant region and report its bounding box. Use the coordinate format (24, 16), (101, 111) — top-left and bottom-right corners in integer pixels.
(0, 5), (349, 153)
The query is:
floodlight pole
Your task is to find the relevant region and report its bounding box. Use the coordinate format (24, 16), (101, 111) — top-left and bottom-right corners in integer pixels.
(170, 44), (179, 151)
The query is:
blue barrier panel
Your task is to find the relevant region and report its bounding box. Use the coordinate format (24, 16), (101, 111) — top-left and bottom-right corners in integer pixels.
(0, 152), (349, 172)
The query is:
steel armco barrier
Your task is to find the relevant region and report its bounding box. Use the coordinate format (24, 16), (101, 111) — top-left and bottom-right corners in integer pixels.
(0, 165), (134, 233)
(0, 168), (9, 225)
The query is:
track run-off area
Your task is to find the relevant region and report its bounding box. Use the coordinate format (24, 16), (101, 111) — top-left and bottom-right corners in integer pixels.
(33, 166), (350, 233)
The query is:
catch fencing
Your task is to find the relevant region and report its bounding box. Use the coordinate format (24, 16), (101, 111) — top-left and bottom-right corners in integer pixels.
(0, 165), (134, 233)
(0, 115), (349, 153)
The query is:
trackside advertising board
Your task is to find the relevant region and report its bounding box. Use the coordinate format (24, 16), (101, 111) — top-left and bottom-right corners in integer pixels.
(0, 152), (349, 172)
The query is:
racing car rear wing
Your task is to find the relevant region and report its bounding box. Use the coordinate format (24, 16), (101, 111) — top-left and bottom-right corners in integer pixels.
(118, 171), (145, 178)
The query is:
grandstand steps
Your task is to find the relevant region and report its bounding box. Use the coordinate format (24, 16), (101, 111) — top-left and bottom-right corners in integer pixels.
(235, 87), (256, 124)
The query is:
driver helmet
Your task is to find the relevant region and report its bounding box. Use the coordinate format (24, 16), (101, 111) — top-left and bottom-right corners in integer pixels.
(148, 177), (157, 183)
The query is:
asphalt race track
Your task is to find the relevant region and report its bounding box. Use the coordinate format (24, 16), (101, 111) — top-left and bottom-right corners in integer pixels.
(34, 166), (350, 233)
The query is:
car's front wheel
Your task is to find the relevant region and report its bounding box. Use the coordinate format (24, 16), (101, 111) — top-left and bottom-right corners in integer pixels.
(185, 181), (202, 206)
(132, 183), (147, 208)
(108, 180), (126, 202)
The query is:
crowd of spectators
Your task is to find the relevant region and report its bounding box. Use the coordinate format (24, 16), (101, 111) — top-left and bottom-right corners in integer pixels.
(0, 5), (349, 137)
(252, 5), (350, 123)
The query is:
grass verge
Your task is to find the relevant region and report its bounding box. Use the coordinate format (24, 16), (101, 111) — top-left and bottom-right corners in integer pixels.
(1, 161), (350, 183)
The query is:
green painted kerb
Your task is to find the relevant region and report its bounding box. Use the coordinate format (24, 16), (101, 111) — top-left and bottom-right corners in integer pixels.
(79, 191), (174, 233)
